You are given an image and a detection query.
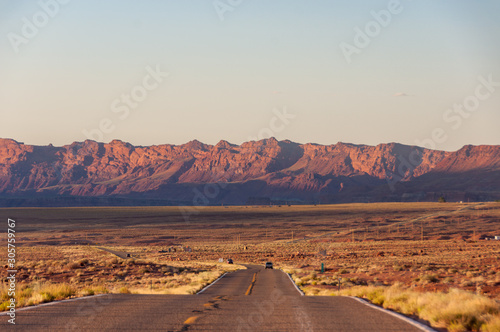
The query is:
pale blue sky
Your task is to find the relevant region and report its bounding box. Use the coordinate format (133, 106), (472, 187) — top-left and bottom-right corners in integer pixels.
(1, 0), (499, 151)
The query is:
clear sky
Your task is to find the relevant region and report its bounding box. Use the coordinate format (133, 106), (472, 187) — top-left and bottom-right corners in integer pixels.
(1, 0), (499, 151)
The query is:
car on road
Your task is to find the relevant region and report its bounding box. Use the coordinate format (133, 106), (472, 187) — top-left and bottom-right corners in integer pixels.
(265, 262), (273, 269)
(227, 258), (233, 264)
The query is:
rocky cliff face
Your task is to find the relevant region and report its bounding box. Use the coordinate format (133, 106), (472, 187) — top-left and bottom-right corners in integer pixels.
(0, 138), (498, 206)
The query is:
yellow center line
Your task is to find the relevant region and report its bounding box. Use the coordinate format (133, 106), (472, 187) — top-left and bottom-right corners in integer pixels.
(245, 272), (257, 296)
(183, 316), (199, 325)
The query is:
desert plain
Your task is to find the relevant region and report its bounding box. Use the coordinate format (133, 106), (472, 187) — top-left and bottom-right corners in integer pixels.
(2, 202), (500, 331)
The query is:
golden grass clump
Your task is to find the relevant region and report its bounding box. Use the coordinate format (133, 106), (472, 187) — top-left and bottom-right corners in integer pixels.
(117, 287), (131, 294)
(0, 282), (76, 310)
(80, 285), (109, 297)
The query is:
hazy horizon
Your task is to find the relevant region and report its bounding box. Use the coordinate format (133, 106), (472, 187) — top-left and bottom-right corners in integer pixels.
(1, 0), (500, 151)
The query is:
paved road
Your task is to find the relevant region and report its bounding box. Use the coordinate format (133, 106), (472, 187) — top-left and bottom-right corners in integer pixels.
(95, 247), (132, 259)
(1, 265), (427, 331)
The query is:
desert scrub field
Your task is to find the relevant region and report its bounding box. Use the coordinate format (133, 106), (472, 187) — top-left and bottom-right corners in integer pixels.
(0, 245), (243, 310)
(2, 202), (499, 324)
(285, 274), (500, 331)
(275, 237), (500, 332)
(339, 284), (500, 332)
(262, 238), (500, 297)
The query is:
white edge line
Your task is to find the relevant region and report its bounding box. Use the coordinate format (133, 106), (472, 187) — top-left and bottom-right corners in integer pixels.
(0, 294), (109, 316)
(196, 272), (227, 294)
(348, 296), (436, 332)
(282, 270), (305, 296)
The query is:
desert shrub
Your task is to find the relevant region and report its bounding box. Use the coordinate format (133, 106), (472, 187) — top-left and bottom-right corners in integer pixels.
(81, 285), (108, 296)
(40, 283), (75, 301)
(461, 280), (474, 287)
(117, 271), (128, 278)
(81, 288), (95, 296)
(118, 287), (130, 294)
(310, 288), (320, 295)
(443, 277), (454, 284)
(482, 315), (500, 331)
(341, 286), (386, 306)
(79, 259), (89, 266)
(421, 274), (439, 284)
(3, 282), (77, 309)
(67, 262), (81, 270)
(0, 301), (10, 311)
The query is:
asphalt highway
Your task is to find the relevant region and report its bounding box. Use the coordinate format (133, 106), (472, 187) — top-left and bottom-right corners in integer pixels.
(1, 265), (428, 331)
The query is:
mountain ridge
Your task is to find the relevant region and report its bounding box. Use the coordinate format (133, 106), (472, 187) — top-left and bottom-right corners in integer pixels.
(0, 138), (499, 206)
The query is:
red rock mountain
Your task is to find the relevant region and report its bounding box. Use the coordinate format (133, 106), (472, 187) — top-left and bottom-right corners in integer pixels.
(0, 138), (498, 206)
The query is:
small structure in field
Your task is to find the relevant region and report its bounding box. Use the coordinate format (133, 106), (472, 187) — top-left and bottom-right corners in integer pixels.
(495, 236), (500, 240)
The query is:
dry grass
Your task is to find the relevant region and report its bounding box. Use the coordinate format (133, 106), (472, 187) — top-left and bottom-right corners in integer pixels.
(0, 282), (76, 310)
(335, 284), (500, 332)
(290, 279), (500, 332)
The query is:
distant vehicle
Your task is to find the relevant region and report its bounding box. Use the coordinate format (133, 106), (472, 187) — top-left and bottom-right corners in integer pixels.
(227, 258), (233, 264)
(126, 254), (131, 258)
(265, 262), (273, 269)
